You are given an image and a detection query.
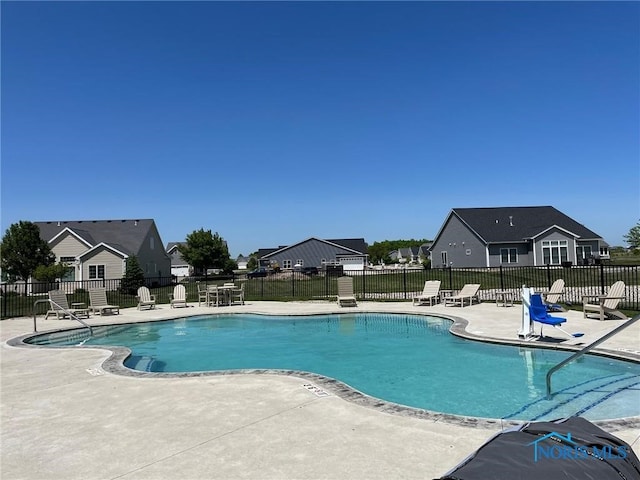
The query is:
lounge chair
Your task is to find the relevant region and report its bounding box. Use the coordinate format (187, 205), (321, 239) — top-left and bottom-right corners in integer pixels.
(542, 279), (565, 311)
(337, 276), (357, 307)
(582, 281), (627, 321)
(45, 290), (90, 319)
(413, 280), (441, 306)
(530, 294), (583, 339)
(88, 288), (120, 315)
(169, 284), (188, 308)
(444, 284), (480, 307)
(136, 286), (156, 310)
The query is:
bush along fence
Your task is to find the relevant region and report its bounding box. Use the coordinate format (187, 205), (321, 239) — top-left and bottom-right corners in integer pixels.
(1, 264), (638, 319)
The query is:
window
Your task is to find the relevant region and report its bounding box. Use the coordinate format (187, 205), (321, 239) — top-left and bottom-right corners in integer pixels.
(282, 259), (292, 269)
(59, 257), (76, 281)
(500, 248), (518, 264)
(296, 259), (304, 266)
(441, 251), (448, 267)
(576, 245), (592, 260)
(89, 265), (105, 279)
(542, 240), (568, 265)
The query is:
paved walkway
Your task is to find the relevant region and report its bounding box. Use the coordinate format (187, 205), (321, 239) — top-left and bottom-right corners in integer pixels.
(2, 300), (639, 479)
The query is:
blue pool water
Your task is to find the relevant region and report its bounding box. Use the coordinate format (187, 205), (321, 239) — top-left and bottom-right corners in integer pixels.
(28, 313), (640, 421)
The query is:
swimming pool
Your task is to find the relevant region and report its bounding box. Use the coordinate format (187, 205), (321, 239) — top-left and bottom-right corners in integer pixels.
(27, 313), (640, 421)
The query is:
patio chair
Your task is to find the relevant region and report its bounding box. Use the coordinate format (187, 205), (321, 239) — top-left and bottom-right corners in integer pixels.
(197, 282), (208, 306)
(413, 280), (441, 306)
(136, 286), (156, 310)
(169, 284), (188, 308)
(88, 288), (120, 315)
(45, 290), (90, 319)
(444, 284), (480, 307)
(207, 285), (225, 307)
(337, 276), (357, 307)
(582, 281), (627, 321)
(530, 294), (583, 339)
(230, 283), (245, 305)
(542, 279), (565, 311)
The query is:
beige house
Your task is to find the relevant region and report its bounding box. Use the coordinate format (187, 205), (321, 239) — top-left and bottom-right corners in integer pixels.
(35, 219), (171, 282)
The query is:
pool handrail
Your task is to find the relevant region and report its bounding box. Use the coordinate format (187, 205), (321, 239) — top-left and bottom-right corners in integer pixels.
(33, 298), (93, 335)
(546, 313), (640, 399)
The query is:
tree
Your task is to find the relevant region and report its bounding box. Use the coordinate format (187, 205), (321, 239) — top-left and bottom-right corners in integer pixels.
(247, 256), (258, 270)
(33, 263), (72, 283)
(120, 255), (145, 294)
(368, 239), (431, 264)
(0, 221), (55, 284)
(178, 229), (233, 276)
(623, 222), (640, 249)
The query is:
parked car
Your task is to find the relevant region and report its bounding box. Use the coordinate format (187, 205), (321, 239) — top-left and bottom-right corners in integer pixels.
(301, 266), (319, 276)
(247, 267), (269, 279)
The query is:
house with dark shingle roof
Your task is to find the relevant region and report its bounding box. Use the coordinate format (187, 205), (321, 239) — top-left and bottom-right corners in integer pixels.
(166, 242), (190, 278)
(258, 238), (369, 271)
(429, 206), (609, 268)
(35, 219), (171, 281)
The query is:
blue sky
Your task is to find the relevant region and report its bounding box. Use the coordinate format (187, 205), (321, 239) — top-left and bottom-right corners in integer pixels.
(2, 1), (638, 257)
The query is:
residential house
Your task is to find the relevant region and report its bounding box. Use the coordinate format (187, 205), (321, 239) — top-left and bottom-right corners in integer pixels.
(389, 247), (420, 264)
(236, 255), (249, 270)
(36, 219), (171, 282)
(166, 242), (190, 278)
(258, 238), (369, 271)
(429, 206), (609, 268)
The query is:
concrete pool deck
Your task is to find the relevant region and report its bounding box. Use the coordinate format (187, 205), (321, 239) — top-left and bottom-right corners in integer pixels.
(2, 300), (639, 479)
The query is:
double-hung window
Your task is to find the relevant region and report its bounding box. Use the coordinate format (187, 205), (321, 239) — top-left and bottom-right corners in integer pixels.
(500, 248), (518, 264)
(542, 240), (568, 265)
(89, 265), (105, 279)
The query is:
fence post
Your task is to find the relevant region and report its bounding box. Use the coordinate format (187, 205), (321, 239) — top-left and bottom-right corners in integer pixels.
(546, 264), (552, 290)
(499, 265), (504, 291)
(402, 268), (407, 300)
(361, 269), (366, 300)
(600, 263), (606, 294)
(448, 266), (453, 290)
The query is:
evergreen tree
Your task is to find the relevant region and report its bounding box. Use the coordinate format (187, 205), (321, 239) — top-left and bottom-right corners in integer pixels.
(120, 255), (145, 294)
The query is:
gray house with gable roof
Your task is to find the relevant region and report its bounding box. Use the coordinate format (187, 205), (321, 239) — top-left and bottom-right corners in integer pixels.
(258, 237), (369, 271)
(35, 219), (171, 282)
(429, 206), (609, 268)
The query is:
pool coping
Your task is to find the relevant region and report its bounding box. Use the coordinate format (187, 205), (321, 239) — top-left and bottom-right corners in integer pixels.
(7, 309), (640, 432)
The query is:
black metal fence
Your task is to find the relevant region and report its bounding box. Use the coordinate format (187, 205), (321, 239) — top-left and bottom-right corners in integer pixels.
(2, 264), (638, 319)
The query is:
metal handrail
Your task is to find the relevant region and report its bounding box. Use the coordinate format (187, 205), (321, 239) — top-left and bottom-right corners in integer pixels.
(546, 313), (640, 398)
(33, 299), (93, 335)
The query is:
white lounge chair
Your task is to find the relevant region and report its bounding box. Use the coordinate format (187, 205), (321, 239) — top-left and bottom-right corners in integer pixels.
(413, 280), (441, 306)
(169, 284), (188, 308)
(45, 290), (90, 319)
(136, 286), (156, 310)
(582, 281), (627, 321)
(337, 277), (357, 307)
(444, 284), (480, 307)
(88, 288), (120, 315)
